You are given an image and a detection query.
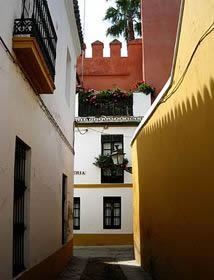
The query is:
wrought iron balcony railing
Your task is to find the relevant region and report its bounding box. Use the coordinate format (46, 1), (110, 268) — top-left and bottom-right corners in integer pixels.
(79, 102), (133, 117)
(13, 0), (57, 80)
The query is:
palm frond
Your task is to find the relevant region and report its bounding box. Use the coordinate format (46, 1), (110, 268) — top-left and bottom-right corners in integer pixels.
(104, 0), (141, 41)
(104, 7), (120, 23)
(106, 22), (124, 37)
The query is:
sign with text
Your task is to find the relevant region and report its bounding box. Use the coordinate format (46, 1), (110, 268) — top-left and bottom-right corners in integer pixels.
(74, 171), (86, 175)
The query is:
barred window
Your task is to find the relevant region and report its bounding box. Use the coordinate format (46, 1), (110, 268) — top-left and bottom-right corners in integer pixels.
(13, 137), (30, 277)
(101, 135), (124, 183)
(62, 174), (67, 245)
(73, 197), (80, 230)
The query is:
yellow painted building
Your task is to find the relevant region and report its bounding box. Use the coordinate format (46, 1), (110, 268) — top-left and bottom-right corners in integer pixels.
(131, 0), (214, 279)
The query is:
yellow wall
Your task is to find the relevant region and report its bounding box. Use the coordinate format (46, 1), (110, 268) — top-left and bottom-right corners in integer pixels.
(74, 234), (133, 246)
(18, 239), (73, 280)
(132, 0), (214, 279)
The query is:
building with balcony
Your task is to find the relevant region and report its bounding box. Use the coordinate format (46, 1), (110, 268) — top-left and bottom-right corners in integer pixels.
(73, 86), (151, 246)
(74, 40), (152, 246)
(0, 0), (82, 279)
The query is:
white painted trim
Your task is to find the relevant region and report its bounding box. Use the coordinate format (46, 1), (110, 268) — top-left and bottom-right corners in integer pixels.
(130, 0), (185, 146)
(75, 116), (142, 124)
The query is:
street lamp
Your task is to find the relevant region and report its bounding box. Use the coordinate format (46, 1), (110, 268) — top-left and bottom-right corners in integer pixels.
(110, 146), (132, 174)
(111, 149), (125, 166)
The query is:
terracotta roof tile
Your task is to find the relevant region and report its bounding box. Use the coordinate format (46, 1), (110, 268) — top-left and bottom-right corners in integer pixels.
(73, 0), (84, 48)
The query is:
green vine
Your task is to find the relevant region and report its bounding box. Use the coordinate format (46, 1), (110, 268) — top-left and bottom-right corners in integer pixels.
(93, 154), (129, 171)
(77, 88), (133, 106)
(134, 80), (155, 95)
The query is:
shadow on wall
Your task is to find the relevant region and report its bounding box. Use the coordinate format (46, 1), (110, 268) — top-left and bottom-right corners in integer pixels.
(137, 77), (214, 280)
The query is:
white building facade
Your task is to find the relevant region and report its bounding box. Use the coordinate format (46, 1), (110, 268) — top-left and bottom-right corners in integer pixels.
(0, 0), (82, 279)
(74, 92), (151, 246)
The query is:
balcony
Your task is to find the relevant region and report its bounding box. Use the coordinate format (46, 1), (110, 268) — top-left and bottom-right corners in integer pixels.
(75, 89), (152, 124)
(79, 102), (133, 117)
(13, 0), (57, 94)
(78, 89), (133, 117)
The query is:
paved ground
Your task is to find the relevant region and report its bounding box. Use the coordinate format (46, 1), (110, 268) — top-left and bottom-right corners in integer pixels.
(57, 246), (152, 280)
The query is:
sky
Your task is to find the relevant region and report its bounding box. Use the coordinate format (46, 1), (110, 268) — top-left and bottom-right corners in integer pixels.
(78, 0), (127, 57)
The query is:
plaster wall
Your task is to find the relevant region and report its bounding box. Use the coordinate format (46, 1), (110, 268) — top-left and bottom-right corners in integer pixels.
(0, 1), (80, 279)
(132, 0), (214, 279)
(141, 0), (181, 95)
(133, 93), (151, 117)
(74, 126), (135, 184)
(74, 188), (132, 234)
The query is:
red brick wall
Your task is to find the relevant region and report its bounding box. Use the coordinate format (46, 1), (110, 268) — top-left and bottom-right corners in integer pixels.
(77, 0), (180, 96)
(77, 39), (142, 91)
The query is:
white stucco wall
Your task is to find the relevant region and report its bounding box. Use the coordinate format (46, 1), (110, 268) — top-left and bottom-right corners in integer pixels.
(133, 92), (151, 117)
(0, 1), (81, 279)
(74, 126), (135, 184)
(74, 188), (133, 234)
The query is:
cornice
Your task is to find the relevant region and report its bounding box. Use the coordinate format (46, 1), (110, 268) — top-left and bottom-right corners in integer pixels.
(75, 116), (143, 125)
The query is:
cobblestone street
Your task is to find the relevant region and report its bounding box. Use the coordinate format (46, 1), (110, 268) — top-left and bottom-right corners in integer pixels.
(57, 246), (152, 280)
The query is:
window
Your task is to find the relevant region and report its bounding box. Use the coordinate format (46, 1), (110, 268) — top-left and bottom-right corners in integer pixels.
(103, 197), (121, 229)
(65, 48), (72, 106)
(101, 135), (124, 183)
(13, 137), (30, 277)
(62, 174), (67, 245)
(73, 197), (80, 230)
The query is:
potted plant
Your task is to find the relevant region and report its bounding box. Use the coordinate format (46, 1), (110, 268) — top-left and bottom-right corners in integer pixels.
(93, 154), (129, 171)
(134, 80), (155, 95)
(93, 154), (114, 169)
(132, 80), (154, 117)
(77, 87), (133, 117)
(77, 88), (133, 106)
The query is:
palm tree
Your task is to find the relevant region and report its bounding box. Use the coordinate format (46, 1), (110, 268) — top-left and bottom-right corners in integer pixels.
(104, 0), (141, 42)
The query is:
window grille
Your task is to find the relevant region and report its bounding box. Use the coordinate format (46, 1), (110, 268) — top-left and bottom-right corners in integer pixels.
(73, 197), (80, 230)
(78, 101), (133, 117)
(103, 197), (121, 229)
(13, 137), (29, 277)
(101, 135), (124, 183)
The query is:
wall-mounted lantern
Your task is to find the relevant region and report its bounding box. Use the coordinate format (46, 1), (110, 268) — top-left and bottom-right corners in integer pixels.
(111, 146), (132, 174)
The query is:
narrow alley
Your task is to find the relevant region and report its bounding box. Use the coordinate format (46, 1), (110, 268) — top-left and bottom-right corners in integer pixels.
(1, 0), (214, 279)
(57, 246), (152, 280)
